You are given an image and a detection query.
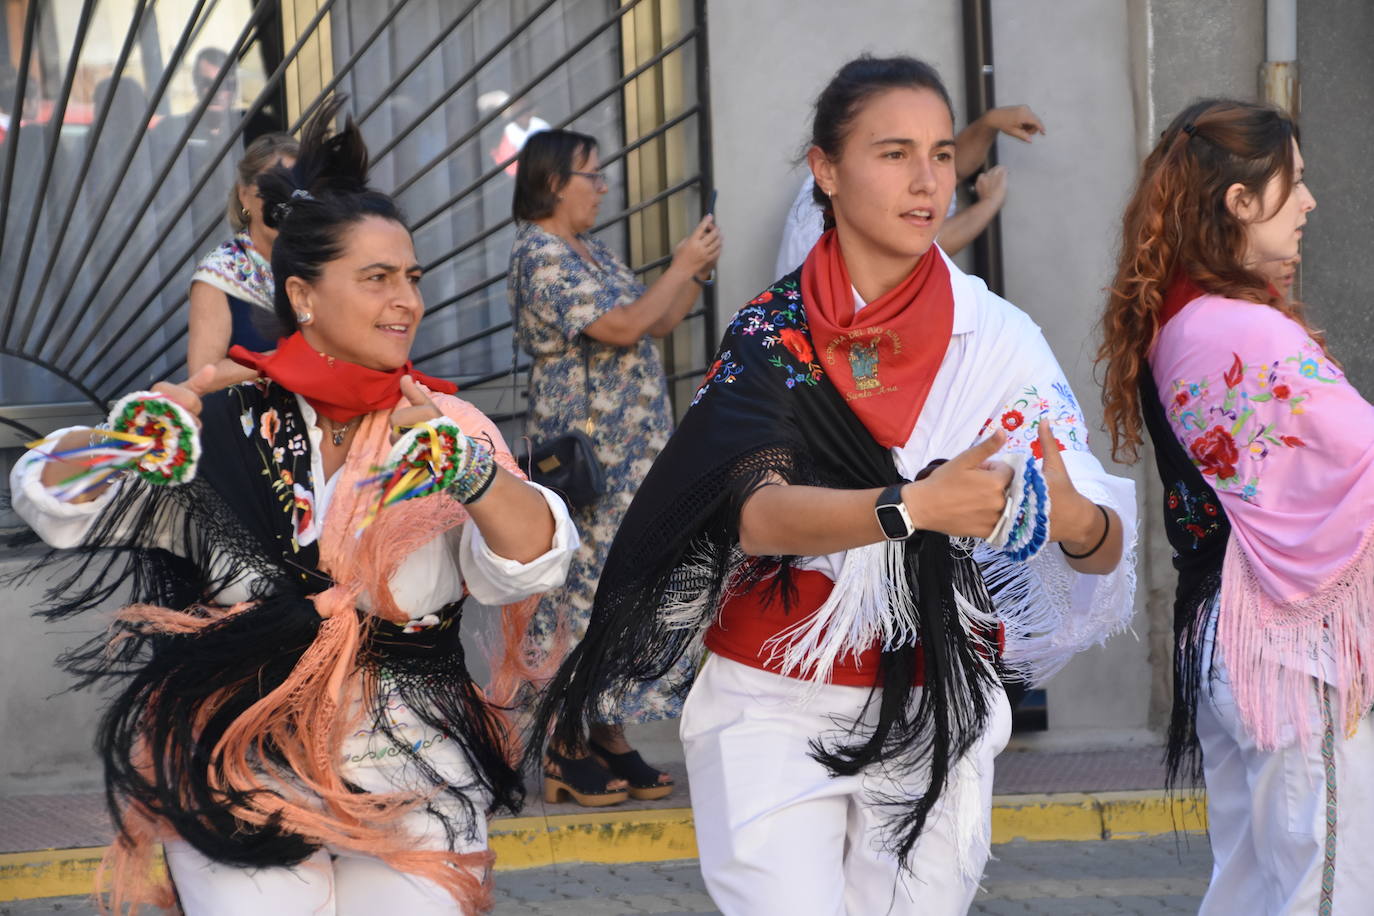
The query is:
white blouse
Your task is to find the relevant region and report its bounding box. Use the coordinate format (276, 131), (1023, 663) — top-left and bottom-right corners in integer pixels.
(11, 394), (579, 616)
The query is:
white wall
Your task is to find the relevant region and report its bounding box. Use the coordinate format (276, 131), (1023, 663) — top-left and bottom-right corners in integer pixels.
(990, 1), (1152, 732)
(705, 0), (965, 308)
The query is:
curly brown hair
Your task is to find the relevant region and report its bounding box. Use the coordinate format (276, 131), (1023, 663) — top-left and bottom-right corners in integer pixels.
(1097, 98), (1317, 464)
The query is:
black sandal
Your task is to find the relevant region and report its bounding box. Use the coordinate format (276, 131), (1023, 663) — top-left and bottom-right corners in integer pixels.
(588, 739), (675, 801)
(543, 748), (630, 807)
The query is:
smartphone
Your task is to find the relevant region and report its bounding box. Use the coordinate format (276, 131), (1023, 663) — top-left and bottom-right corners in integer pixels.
(705, 188), (717, 218)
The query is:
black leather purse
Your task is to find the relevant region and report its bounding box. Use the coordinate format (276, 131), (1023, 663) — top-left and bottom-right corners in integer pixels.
(512, 308), (606, 511)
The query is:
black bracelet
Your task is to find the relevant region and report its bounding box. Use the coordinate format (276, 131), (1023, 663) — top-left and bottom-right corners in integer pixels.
(1059, 503), (1111, 559)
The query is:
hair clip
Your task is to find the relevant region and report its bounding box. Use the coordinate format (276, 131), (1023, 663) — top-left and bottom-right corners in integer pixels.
(290, 188), (316, 201)
(1181, 123), (1197, 137)
(272, 201), (293, 222)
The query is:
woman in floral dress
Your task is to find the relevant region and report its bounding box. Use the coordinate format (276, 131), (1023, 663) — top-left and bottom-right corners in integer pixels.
(509, 128), (721, 805)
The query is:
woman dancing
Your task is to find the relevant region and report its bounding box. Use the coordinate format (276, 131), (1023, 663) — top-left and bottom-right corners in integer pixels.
(532, 56), (1136, 915)
(11, 99), (576, 915)
(1099, 98), (1373, 914)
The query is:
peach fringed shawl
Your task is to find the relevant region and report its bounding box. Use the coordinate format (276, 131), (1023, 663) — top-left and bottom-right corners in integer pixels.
(101, 394), (547, 914)
(1152, 296), (1374, 749)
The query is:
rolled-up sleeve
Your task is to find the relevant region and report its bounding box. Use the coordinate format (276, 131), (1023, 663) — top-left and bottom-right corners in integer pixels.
(458, 480), (580, 605)
(10, 427), (124, 549)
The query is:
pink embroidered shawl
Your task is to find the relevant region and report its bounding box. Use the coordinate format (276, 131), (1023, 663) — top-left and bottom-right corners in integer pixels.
(1152, 295), (1374, 748)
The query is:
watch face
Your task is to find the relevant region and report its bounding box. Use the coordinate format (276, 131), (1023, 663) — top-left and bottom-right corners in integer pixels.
(876, 503), (910, 540)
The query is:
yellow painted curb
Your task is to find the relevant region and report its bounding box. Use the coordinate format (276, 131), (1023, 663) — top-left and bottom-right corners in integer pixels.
(0, 791), (1207, 902)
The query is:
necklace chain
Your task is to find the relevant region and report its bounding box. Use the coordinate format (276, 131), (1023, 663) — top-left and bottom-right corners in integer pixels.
(328, 417), (356, 446)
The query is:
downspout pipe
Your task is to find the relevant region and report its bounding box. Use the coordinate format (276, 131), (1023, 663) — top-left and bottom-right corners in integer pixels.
(961, 0), (1004, 296)
(1262, 0), (1299, 117)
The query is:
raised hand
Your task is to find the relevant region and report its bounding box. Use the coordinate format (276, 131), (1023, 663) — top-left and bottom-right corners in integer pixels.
(1037, 419), (1099, 546)
(150, 364), (217, 428)
(389, 374), (444, 441)
(904, 430), (1014, 538)
(984, 104), (1046, 142)
(674, 214), (723, 277)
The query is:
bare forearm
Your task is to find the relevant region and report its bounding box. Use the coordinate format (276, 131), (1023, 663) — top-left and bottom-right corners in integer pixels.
(936, 198), (1000, 256)
(461, 466), (557, 563)
(1055, 495), (1124, 575)
(647, 264), (702, 338)
(738, 483), (892, 556)
(585, 263), (697, 345)
(955, 119), (998, 180)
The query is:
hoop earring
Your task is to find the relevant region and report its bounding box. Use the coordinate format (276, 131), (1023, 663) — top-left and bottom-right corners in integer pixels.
(296, 312), (312, 325)
(241, 207), (251, 223)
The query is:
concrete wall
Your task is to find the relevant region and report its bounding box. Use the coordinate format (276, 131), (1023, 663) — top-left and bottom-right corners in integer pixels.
(988, 0), (1151, 735)
(1298, 0), (1374, 396)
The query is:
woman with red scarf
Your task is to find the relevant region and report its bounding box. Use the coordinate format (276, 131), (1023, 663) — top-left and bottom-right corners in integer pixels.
(11, 99), (577, 915)
(531, 57), (1136, 914)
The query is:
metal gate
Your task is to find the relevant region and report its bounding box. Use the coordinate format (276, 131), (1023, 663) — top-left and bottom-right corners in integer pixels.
(0, 0), (713, 443)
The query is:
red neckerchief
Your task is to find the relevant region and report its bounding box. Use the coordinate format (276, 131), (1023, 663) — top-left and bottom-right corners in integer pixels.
(800, 230), (954, 448)
(1159, 272), (1208, 326)
(229, 332), (458, 423)
(1159, 271), (1282, 327)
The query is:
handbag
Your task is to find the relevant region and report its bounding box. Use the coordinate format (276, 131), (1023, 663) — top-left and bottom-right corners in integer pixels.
(511, 299), (607, 511)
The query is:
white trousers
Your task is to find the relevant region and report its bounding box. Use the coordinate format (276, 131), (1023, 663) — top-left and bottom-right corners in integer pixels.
(1197, 643), (1374, 916)
(681, 654), (1011, 916)
(166, 684), (490, 916)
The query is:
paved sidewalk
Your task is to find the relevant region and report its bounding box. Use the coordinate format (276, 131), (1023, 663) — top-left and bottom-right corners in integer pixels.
(0, 748), (1179, 854)
(0, 836), (1214, 915)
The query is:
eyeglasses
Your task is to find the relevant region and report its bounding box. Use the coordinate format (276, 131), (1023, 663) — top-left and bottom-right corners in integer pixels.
(570, 170), (609, 189)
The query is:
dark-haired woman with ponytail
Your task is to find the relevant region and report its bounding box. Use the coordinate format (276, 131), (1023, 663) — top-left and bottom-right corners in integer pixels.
(9, 99), (577, 914)
(530, 56), (1135, 914)
(1100, 98), (1374, 914)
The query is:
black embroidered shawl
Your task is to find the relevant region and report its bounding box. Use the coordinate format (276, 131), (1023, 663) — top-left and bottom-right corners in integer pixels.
(1140, 368), (1230, 786)
(529, 272), (1002, 863)
(24, 381), (522, 868)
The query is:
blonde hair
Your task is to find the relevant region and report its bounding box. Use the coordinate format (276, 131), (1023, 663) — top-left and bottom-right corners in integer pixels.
(226, 132), (301, 231)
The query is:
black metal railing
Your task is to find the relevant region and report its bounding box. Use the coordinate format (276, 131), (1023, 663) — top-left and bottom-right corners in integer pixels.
(0, 0), (713, 434)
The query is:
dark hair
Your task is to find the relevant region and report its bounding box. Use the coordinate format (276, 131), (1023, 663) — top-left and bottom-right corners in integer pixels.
(1098, 98), (1308, 463)
(809, 55), (955, 226)
(257, 95), (407, 333)
(228, 132), (300, 231)
(512, 128), (598, 221)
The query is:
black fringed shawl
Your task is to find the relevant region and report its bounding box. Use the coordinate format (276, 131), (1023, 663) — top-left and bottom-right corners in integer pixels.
(1139, 369), (1229, 787)
(530, 273), (1002, 862)
(25, 381), (523, 868)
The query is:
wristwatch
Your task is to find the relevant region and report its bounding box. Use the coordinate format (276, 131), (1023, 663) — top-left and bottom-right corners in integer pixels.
(875, 483), (916, 540)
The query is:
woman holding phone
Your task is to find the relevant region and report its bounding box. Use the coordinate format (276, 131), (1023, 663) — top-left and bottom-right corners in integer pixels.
(531, 56), (1136, 914)
(509, 129), (722, 805)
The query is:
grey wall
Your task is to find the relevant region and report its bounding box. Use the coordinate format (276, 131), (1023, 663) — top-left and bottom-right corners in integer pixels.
(990, 0), (1151, 734)
(1298, 0), (1374, 396)
(704, 0), (965, 309)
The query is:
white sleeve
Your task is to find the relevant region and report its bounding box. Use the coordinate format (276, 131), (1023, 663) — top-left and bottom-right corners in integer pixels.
(774, 177), (825, 280)
(10, 427), (128, 549)
(457, 481), (581, 606)
(979, 331), (1139, 685)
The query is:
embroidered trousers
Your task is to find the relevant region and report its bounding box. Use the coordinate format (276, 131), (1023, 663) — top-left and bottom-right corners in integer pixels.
(1197, 641), (1374, 916)
(681, 654), (1011, 916)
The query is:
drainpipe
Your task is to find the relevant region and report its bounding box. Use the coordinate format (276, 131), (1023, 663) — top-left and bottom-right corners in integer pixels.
(961, 0), (1004, 296)
(1261, 0), (1298, 117)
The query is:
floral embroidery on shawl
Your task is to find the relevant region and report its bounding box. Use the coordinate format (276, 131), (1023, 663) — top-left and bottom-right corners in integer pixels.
(192, 230), (275, 310)
(978, 381), (1090, 459)
(1166, 337), (1338, 503)
(236, 380), (318, 548)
